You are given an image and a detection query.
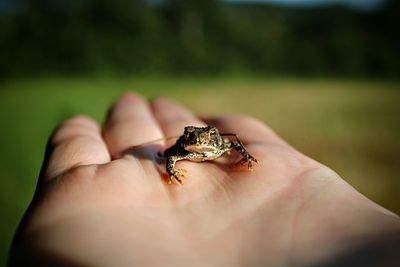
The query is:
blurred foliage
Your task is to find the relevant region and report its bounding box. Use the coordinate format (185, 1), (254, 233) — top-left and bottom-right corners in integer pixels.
(0, 0), (399, 78)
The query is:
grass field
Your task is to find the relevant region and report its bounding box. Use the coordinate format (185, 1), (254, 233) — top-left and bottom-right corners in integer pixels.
(0, 76), (399, 265)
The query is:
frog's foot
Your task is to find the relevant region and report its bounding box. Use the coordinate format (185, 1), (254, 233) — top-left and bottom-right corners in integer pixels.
(169, 169), (187, 185)
(235, 155), (259, 171)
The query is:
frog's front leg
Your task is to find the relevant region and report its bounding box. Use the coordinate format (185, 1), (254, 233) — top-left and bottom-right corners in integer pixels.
(222, 134), (259, 170)
(166, 155), (188, 185)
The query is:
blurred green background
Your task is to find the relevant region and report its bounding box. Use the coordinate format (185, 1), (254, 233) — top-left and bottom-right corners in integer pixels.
(0, 0), (399, 266)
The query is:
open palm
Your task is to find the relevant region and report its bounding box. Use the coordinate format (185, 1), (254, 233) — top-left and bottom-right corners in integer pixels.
(10, 93), (400, 267)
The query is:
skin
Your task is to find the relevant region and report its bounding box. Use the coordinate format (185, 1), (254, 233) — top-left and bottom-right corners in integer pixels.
(9, 93), (400, 267)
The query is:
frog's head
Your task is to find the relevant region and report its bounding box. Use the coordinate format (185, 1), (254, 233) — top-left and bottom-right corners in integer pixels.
(182, 126), (223, 153)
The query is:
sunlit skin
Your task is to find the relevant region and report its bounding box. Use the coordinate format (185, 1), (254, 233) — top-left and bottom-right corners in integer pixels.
(10, 93), (400, 267)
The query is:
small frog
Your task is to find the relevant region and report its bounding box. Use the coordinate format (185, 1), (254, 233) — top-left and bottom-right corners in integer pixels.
(163, 126), (259, 185)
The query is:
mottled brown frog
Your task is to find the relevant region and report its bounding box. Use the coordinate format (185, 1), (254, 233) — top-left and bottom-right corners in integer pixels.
(163, 126), (258, 185)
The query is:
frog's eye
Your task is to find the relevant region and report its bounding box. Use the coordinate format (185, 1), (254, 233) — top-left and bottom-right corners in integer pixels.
(185, 126), (195, 133)
(209, 127), (217, 135)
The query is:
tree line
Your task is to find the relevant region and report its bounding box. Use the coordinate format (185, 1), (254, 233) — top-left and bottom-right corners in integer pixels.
(0, 0), (399, 78)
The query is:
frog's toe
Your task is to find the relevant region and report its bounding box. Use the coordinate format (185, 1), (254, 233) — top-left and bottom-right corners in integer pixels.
(235, 157), (259, 171)
(176, 169), (187, 177)
(248, 158), (259, 170)
(170, 175), (183, 185)
(170, 169), (187, 185)
(248, 157), (259, 170)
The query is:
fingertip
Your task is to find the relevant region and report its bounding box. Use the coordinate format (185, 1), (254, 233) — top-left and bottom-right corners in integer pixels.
(105, 93), (146, 122)
(105, 92), (149, 128)
(115, 92), (146, 106)
(210, 114), (264, 126)
(150, 96), (206, 137)
(51, 115), (101, 145)
(202, 114), (285, 145)
(59, 115), (99, 130)
(149, 96), (180, 110)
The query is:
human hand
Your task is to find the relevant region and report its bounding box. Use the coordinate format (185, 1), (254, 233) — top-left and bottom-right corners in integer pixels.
(10, 93), (400, 267)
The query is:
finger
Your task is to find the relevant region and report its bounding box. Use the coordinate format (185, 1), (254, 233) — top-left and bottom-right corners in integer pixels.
(150, 97), (206, 145)
(44, 115), (110, 181)
(203, 114), (287, 146)
(205, 115), (319, 183)
(103, 93), (164, 159)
